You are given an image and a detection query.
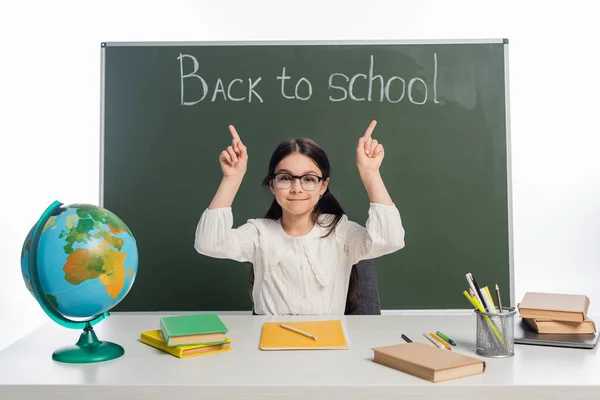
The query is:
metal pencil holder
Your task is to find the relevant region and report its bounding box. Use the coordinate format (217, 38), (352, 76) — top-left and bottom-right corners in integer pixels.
(474, 306), (516, 358)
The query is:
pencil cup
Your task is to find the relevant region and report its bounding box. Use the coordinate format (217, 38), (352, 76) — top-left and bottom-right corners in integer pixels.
(474, 306), (516, 358)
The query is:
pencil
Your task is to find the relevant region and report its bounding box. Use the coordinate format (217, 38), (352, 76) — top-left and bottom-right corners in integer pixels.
(423, 333), (444, 349)
(495, 284), (503, 313)
(430, 332), (452, 350)
(280, 324), (317, 340)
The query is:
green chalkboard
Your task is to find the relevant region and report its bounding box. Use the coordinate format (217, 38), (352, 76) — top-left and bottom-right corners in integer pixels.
(101, 40), (512, 311)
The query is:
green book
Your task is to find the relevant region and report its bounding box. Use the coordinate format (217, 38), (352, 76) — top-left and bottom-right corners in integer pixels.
(159, 313), (229, 347)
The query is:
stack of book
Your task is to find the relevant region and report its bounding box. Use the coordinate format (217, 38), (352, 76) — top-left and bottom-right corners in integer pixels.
(140, 313), (231, 358)
(518, 292), (596, 334)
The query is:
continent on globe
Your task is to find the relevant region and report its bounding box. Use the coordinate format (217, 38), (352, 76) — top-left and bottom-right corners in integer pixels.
(58, 205), (130, 298)
(63, 244), (127, 298)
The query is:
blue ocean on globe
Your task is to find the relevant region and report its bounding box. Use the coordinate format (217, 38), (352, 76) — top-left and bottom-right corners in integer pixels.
(21, 204), (138, 319)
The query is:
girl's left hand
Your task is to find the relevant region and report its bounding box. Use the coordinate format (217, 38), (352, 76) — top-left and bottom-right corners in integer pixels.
(356, 120), (384, 173)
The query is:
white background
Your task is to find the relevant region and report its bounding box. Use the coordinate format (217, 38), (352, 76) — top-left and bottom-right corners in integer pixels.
(1, 0), (599, 351)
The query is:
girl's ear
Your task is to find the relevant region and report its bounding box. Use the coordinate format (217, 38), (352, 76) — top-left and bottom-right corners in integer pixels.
(269, 179), (276, 195)
(320, 178), (330, 195)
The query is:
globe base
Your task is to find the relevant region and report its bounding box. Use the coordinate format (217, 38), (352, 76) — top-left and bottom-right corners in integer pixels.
(52, 325), (124, 364)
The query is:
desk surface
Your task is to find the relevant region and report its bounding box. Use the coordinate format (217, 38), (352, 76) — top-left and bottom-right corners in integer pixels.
(1, 313), (599, 399)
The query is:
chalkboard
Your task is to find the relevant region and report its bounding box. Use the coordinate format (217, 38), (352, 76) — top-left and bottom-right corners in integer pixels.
(101, 40), (513, 311)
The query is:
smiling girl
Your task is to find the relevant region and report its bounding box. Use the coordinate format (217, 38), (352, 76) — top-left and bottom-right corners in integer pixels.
(194, 121), (405, 315)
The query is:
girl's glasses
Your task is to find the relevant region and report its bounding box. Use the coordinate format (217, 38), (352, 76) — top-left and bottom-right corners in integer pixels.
(272, 173), (324, 191)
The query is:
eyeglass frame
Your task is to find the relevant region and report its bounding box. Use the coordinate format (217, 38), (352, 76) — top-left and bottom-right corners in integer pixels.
(270, 172), (326, 191)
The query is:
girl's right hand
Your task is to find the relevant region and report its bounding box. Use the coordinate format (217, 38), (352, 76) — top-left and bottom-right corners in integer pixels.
(219, 125), (248, 179)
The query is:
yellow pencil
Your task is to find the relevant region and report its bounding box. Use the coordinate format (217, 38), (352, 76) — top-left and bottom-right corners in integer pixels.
(463, 290), (505, 345)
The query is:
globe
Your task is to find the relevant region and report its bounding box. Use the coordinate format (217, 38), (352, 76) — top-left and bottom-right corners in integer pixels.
(21, 201), (138, 363)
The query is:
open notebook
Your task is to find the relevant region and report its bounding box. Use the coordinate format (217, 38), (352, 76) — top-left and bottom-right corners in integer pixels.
(259, 320), (349, 350)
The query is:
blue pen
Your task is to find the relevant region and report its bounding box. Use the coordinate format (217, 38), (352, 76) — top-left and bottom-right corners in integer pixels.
(436, 331), (457, 346)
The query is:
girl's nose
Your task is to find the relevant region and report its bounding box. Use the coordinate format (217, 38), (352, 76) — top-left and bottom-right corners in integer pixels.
(290, 178), (302, 192)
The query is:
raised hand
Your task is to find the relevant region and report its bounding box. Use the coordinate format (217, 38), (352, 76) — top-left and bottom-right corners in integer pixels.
(219, 125), (248, 179)
(356, 120), (384, 173)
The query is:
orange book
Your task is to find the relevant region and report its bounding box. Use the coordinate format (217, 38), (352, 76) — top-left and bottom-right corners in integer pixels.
(372, 342), (485, 383)
(518, 292), (590, 322)
(259, 320), (349, 350)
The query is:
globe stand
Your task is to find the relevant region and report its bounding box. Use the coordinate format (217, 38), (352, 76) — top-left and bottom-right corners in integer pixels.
(52, 321), (124, 364)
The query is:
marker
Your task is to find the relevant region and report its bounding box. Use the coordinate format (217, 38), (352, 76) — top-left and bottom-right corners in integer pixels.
(401, 334), (412, 343)
(436, 331), (457, 346)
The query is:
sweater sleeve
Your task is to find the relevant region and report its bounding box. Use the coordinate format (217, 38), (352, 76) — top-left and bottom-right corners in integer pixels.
(337, 203), (405, 266)
(194, 207), (258, 263)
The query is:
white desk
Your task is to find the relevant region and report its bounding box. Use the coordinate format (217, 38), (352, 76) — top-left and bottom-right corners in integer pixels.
(0, 313), (598, 399)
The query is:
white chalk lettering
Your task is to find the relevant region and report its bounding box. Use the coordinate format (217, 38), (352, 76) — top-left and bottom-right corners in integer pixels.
(277, 67), (295, 100)
(248, 77), (263, 103)
(327, 54), (440, 105)
(277, 68), (313, 100)
(433, 52), (439, 104)
(178, 53), (263, 104)
(211, 78), (227, 102)
(328, 73), (349, 102)
(177, 52), (441, 106)
(384, 76), (405, 103)
(295, 77), (312, 101)
(227, 79), (245, 102)
(408, 78), (427, 105)
(368, 55), (384, 102)
(349, 73), (366, 101)
(178, 53), (208, 106)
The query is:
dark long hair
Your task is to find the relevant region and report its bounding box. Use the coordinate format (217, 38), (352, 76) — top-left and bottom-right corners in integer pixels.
(248, 138), (359, 313)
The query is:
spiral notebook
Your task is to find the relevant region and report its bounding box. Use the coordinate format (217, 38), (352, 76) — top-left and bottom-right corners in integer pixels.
(259, 320), (350, 350)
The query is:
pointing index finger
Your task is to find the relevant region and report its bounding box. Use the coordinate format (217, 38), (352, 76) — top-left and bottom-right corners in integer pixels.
(229, 125), (241, 142)
(363, 120), (377, 138)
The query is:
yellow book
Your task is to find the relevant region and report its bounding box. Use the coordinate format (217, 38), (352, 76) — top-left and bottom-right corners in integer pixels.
(259, 320), (349, 350)
(140, 329), (231, 358)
